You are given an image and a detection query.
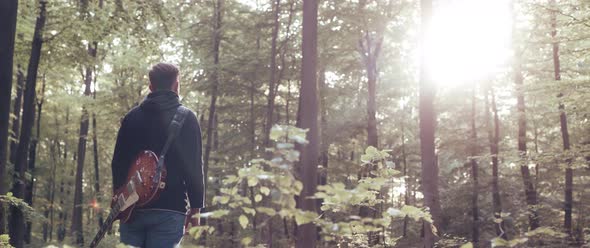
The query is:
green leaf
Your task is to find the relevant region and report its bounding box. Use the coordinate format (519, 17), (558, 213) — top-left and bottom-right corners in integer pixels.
(260, 186), (270, 196)
(239, 215), (249, 228)
(460, 242), (473, 248)
(242, 207), (256, 216)
(247, 177), (259, 187)
(214, 195), (230, 204)
(254, 194), (263, 202)
(256, 207), (276, 216)
(294, 210), (318, 226)
(241, 236), (252, 246)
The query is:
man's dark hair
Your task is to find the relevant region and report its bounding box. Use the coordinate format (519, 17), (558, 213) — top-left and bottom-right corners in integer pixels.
(149, 63), (179, 90)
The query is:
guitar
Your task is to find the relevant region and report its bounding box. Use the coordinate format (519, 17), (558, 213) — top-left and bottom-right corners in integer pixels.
(89, 150), (167, 248)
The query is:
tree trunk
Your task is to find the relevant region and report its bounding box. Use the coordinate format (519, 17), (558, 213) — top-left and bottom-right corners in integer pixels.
(71, 43), (96, 245)
(357, 3), (384, 244)
(514, 33), (540, 231)
(9, 67), (25, 171)
(0, 0), (19, 235)
(264, 0), (281, 147)
(485, 85), (506, 239)
(295, 0), (319, 246)
(469, 87), (479, 245)
(8, 2), (47, 246)
(24, 73), (45, 243)
(92, 75), (103, 228)
(419, 0), (442, 246)
(401, 110), (410, 237)
(549, 0), (573, 235)
(45, 111), (60, 242)
(203, 0), (223, 204)
(318, 65), (329, 208)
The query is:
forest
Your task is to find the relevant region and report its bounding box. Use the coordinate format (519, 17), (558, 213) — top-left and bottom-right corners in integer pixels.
(0, 0), (589, 247)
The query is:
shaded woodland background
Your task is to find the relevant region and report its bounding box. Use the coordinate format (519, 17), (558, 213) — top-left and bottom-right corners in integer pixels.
(0, 0), (589, 247)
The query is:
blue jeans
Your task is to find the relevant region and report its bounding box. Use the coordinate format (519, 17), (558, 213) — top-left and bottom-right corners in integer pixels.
(120, 209), (186, 248)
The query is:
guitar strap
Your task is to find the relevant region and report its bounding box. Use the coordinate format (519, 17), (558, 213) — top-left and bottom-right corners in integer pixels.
(153, 106), (190, 185)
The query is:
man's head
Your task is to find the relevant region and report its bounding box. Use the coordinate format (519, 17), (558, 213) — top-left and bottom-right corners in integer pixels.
(148, 63), (180, 93)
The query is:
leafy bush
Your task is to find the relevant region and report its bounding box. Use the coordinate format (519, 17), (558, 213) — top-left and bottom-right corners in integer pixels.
(188, 125), (430, 247)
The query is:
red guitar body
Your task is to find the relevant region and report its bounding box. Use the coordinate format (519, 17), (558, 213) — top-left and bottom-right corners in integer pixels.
(115, 150), (167, 223)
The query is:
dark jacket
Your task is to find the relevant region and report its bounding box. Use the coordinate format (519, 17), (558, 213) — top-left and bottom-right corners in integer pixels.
(111, 90), (205, 212)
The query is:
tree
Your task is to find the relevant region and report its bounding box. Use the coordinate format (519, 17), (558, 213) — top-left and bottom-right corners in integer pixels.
(296, 0), (320, 246)
(514, 26), (540, 231)
(419, 0), (442, 246)
(549, 0), (573, 236)
(203, 0), (224, 201)
(264, 0), (282, 147)
(485, 84), (506, 239)
(357, 0), (383, 149)
(24, 74), (46, 243)
(469, 86), (479, 245)
(9, 1), (47, 246)
(71, 43), (96, 247)
(0, 0), (19, 234)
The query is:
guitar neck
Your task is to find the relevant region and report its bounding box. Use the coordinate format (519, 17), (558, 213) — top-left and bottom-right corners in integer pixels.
(89, 207), (120, 248)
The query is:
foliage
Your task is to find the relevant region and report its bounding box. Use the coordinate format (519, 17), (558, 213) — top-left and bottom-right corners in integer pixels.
(0, 193), (45, 222)
(0, 234), (13, 248)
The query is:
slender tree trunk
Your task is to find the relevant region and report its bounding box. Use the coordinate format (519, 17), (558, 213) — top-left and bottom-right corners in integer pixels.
(401, 111), (410, 237)
(484, 85), (506, 238)
(318, 65), (329, 205)
(317, 65), (328, 243)
(264, 0), (281, 146)
(0, 0), (19, 235)
(356, 3), (384, 244)
(250, 78), (256, 155)
(9, 67), (25, 170)
(514, 35), (540, 231)
(419, 0), (442, 246)
(469, 87), (479, 245)
(71, 43), (96, 245)
(357, 1), (383, 150)
(24, 73), (45, 243)
(203, 0), (223, 203)
(295, 0), (319, 246)
(45, 111), (60, 242)
(549, 0), (573, 235)
(7, 68), (24, 234)
(9, 2), (47, 246)
(92, 75), (103, 228)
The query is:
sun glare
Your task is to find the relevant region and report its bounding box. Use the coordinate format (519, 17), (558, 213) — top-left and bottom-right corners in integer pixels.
(424, 0), (512, 87)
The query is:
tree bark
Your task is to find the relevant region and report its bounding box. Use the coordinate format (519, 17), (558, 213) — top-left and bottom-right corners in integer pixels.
(295, 0), (319, 246)
(9, 2), (47, 246)
(24, 73), (45, 243)
(9, 67), (25, 171)
(419, 0), (442, 246)
(469, 87), (479, 245)
(203, 0), (223, 203)
(318, 65), (329, 207)
(92, 73), (103, 228)
(514, 34), (540, 231)
(0, 0), (19, 235)
(45, 111), (60, 242)
(485, 85), (506, 239)
(401, 109), (410, 237)
(71, 43), (96, 245)
(358, 2), (382, 150)
(264, 0), (281, 147)
(549, 0), (573, 235)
